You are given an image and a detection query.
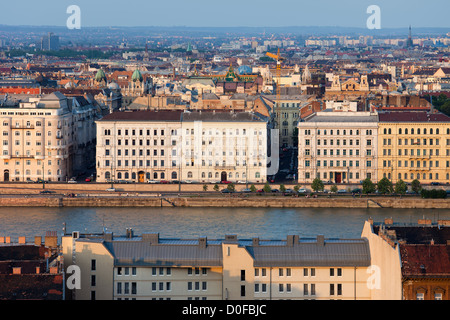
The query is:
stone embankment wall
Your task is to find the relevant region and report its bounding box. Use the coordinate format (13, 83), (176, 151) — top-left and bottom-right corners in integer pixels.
(0, 196), (449, 209)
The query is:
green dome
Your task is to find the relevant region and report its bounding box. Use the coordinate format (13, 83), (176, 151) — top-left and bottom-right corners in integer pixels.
(132, 69), (143, 82)
(94, 69), (107, 82)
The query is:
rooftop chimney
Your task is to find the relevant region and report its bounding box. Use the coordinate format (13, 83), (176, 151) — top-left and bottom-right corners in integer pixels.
(225, 234), (238, 242)
(142, 233), (159, 245)
(252, 237), (260, 247)
(198, 237), (207, 249)
(125, 228), (134, 239)
(317, 235), (325, 247)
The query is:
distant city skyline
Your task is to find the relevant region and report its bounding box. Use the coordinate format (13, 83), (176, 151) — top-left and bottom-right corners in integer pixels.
(1, 0), (449, 29)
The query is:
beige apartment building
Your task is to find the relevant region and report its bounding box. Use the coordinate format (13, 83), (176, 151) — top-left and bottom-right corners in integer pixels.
(61, 230), (378, 300)
(0, 92), (97, 182)
(95, 110), (183, 183)
(297, 111), (379, 184)
(377, 111), (450, 184)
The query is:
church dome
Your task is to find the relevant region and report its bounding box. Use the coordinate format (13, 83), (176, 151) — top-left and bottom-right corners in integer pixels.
(94, 69), (107, 83)
(132, 69), (143, 82)
(108, 81), (120, 91)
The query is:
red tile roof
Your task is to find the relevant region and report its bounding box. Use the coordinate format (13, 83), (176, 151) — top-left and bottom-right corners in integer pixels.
(378, 111), (450, 122)
(400, 244), (450, 276)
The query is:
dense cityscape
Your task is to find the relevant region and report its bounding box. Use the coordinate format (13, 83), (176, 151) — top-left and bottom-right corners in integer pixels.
(0, 6), (449, 306)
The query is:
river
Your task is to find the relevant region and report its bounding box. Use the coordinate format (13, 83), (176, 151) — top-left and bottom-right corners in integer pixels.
(0, 207), (449, 241)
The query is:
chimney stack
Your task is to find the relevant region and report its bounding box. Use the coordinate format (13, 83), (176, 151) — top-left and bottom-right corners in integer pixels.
(317, 235), (325, 247)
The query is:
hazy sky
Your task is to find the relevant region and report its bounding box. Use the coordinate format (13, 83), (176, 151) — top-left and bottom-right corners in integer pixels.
(1, 0), (449, 28)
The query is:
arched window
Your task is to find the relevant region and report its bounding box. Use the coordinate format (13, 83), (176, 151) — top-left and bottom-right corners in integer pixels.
(187, 171), (193, 178)
(125, 172), (129, 179)
(153, 172), (158, 179)
(171, 171), (177, 179)
(117, 172), (122, 179)
(105, 172), (111, 180)
(132, 172), (136, 180)
(201, 172), (206, 178)
(255, 172), (260, 178)
(160, 172), (165, 179)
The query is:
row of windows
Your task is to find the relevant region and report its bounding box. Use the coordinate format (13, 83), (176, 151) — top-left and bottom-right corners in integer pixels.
(305, 139), (368, 146)
(384, 148), (443, 156)
(104, 128), (263, 136)
(384, 138), (440, 146)
(104, 171), (260, 180)
(306, 149), (365, 156)
(391, 172), (450, 181)
(305, 129), (363, 136)
(304, 172), (371, 180)
(383, 127), (450, 135)
(383, 160), (444, 168)
(306, 160), (366, 167)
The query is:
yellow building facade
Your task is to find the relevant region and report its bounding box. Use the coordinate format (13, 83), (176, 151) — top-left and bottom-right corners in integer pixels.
(377, 111), (450, 184)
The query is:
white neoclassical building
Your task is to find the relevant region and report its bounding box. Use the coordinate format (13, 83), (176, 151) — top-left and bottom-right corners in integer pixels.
(297, 111), (379, 185)
(95, 110), (277, 184)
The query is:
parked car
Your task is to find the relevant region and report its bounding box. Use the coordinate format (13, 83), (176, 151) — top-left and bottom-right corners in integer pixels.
(68, 178), (77, 183)
(160, 180), (170, 184)
(147, 180), (159, 184)
(105, 188), (116, 192)
(241, 188), (252, 193)
(221, 188), (233, 193)
(40, 190), (55, 194)
(298, 188), (308, 193)
(271, 189), (279, 193)
(337, 189), (347, 194)
(221, 180), (231, 184)
(430, 182), (441, 186)
(85, 177), (92, 182)
(351, 188), (362, 194)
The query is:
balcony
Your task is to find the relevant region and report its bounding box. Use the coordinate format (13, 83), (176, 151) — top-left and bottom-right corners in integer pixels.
(11, 155), (34, 159)
(12, 125), (34, 129)
(214, 165), (236, 170)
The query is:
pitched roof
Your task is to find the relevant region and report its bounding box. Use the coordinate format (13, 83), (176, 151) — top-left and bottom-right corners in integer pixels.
(400, 244), (450, 277)
(98, 110), (183, 122)
(378, 111), (450, 122)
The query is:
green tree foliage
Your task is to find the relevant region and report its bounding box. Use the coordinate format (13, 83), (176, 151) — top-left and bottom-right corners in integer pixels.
(311, 178), (324, 192)
(279, 184), (286, 193)
(377, 177), (393, 194)
(213, 184), (219, 192)
(411, 179), (422, 194)
(293, 185), (300, 192)
(203, 184), (208, 192)
(431, 94), (450, 116)
(330, 185), (338, 193)
(263, 182), (272, 193)
(362, 178), (376, 194)
(420, 189), (447, 199)
(394, 179), (407, 195)
(227, 183), (235, 192)
(250, 184), (257, 193)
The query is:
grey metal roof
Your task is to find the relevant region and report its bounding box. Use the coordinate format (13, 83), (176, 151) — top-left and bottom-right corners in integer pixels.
(104, 241), (223, 267)
(303, 113), (378, 123)
(77, 234), (371, 268)
(247, 239), (371, 267)
(181, 111), (266, 122)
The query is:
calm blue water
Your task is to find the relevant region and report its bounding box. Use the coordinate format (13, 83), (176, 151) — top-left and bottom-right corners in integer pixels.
(1, 207), (448, 241)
